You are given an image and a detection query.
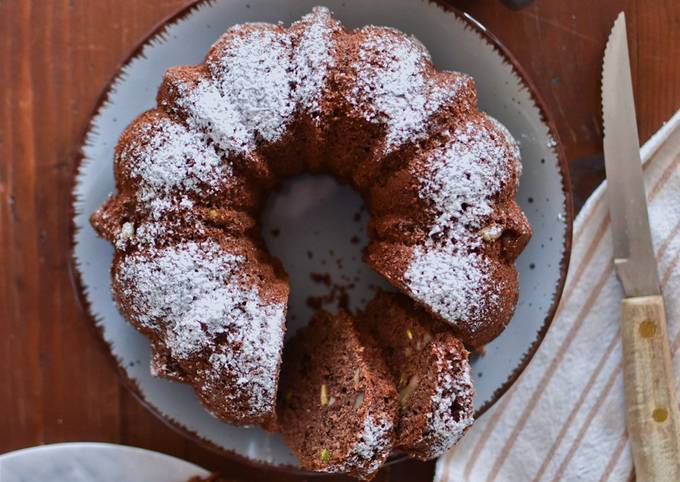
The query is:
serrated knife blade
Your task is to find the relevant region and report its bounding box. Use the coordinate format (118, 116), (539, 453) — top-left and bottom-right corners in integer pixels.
(603, 12), (680, 482)
(602, 12), (660, 297)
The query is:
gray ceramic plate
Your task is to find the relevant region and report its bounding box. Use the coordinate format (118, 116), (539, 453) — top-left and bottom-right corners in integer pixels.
(71, 0), (572, 469)
(0, 443), (208, 482)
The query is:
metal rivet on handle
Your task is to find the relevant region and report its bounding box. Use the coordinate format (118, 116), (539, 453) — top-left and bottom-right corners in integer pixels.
(652, 408), (668, 423)
(639, 320), (657, 338)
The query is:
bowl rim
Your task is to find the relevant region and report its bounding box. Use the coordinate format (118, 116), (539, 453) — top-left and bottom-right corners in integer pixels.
(67, 0), (574, 475)
(0, 442), (210, 477)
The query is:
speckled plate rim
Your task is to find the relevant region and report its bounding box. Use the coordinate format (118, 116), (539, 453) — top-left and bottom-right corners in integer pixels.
(68, 0), (573, 475)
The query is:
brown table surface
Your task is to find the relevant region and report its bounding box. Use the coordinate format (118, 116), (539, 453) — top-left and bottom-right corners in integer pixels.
(1, 0), (678, 480)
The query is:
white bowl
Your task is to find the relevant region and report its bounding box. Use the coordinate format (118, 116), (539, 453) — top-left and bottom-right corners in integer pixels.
(71, 0), (572, 470)
(0, 443), (208, 482)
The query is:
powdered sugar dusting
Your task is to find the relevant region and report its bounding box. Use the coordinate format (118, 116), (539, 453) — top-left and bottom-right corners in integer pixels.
(291, 7), (340, 119)
(208, 25), (294, 143)
(406, 250), (496, 325)
(489, 116), (522, 174)
(421, 119), (518, 239)
(352, 415), (394, 475)
(419, 346), (474, 459)
(161, 7), (339, 152)
(170, 76), (255, 155)
(326, 414), (393, 478)
(405, 118), (520, 327)
(350, 29), (462, 152)
(115, 240), (285, 416)
(120, 116), (229, 202)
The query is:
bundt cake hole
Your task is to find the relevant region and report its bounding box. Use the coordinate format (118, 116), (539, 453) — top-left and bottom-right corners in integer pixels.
(259, 174), (396, 335)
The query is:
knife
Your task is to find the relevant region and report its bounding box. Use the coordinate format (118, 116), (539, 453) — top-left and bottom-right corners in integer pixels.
(602, 11), (680, 482)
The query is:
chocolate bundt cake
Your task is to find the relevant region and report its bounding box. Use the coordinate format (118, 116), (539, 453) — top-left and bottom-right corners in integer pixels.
(358, 292), (474, 460)
(279, 311), (398, 480)
(90, 5), (531, 471)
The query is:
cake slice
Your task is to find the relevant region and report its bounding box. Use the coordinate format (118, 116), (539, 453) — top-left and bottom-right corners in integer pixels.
(278, 311), (398, 480)
(358, 292), (474, 460)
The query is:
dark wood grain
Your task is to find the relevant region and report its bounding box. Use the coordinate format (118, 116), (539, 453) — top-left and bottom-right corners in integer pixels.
(0, 0), (678, 480)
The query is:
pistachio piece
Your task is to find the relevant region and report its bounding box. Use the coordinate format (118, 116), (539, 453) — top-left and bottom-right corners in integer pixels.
(206, 208), (221, 221)
(320, 448), (330, 463)
(406, 328), (414, 341)
(120, 222), (135, 240)
(399, 375), (420, 406)
(320, 384), (329, 406)
(398, 372), (407, 388)
(354, 391), (365, 410)
(480, 224), (503, 241)
(353, 368), (361, 390)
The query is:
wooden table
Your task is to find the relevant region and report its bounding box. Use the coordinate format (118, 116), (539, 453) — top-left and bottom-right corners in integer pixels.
(1, 0), (678, 480)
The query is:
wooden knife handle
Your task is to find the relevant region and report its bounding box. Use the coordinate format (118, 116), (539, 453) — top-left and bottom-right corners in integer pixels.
(621, 295), (680, 482)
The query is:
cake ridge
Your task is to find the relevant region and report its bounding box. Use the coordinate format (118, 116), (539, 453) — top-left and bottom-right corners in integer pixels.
(207, 24), (295, 144)
(424, 357), (475, 458)
(290, 6), (342, 120)
(418, 118), (520, 243)
(114, 238), (286, 422)
(402, 116), (521, 330)
(119, 113), (229, 203)
(166, 73), (256, 156)
(349, 27), (463, 153)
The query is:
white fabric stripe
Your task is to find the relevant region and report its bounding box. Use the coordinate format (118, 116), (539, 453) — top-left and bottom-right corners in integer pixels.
(557, 369), (625, 481)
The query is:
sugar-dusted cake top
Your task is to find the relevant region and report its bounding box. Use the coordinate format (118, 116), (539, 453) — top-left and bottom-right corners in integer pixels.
(115, 239), (286, 418)
(405, 116), (522, 331)
(349, 27), (465, 152)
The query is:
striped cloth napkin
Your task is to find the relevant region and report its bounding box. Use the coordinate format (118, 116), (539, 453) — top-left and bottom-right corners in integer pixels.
(435, 109), (680, 482)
